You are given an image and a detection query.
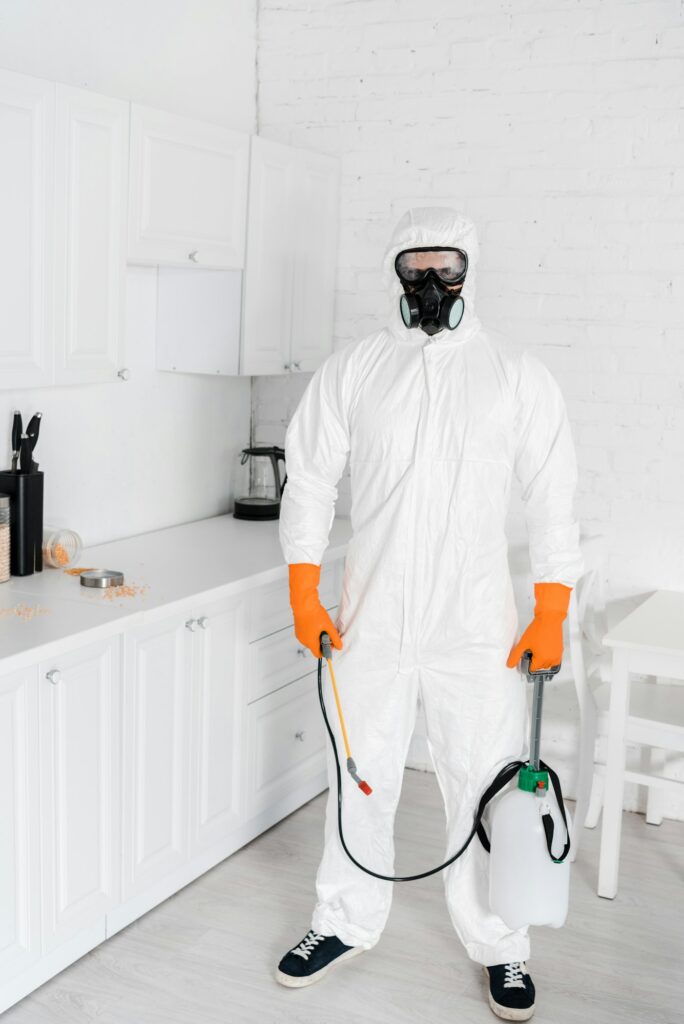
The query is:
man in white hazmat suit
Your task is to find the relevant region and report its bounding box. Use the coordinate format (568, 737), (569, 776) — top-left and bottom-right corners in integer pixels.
(275, 207), (584, 1021)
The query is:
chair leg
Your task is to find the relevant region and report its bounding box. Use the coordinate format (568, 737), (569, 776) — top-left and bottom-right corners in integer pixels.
(572, 699), (598, 851)
(598, 650), (630, 899)
(584, 770), (604, 829)
(566, 584), (599, 856)
(644, 746), (665, 826)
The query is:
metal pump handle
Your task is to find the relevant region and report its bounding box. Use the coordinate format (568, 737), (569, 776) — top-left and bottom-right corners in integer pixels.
(521, 650), (561, 772)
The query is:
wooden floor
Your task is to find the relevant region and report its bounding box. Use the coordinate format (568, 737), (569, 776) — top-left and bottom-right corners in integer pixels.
(5, 770), (683, 1024)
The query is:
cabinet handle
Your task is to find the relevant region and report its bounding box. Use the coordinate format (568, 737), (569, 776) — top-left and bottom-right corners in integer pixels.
(197, 616), (209, 630)
(295, 730), (305, 742)
(283, 362), (292, 372)
(46, 669), (61, 685)
(188, 250), (199, 263)
(185, 619), (197, 631)
(296, 646), (307, 658)
(117, 368), (130, 381)
(292, 361), (301, 371)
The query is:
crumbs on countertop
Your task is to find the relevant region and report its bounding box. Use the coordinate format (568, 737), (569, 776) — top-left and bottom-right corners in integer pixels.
(63, 567), (149, 601)
(101, 582), (149, 601)
(0, 603), (51, 620)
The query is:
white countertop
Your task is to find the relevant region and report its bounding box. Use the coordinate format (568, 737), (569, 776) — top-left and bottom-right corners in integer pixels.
(0, 514), (352, 672)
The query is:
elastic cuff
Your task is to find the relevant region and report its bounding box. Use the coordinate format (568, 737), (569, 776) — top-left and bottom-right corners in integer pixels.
(465, 935), (531, 967)
(312, 909), (379, 951)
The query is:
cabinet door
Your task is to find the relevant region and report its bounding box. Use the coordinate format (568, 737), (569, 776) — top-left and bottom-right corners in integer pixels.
(122, 615), (192, 900)
(189, 595), (247, 855)
(0, 69), (54, 390)
(290, 149), (340, 372)
(54, 85), (129, 385)
(39, 637), (121, 952)
(240, 136), (295, 375)
(0, 667), (40, 985)
(128, 104), (249, 268)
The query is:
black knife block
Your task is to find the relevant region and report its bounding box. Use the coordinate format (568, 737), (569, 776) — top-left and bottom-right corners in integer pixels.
(0, 470), (44, 575)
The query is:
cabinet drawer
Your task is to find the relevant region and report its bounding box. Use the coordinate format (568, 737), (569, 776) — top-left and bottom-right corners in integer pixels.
(247, 625), (321, 704)
(246, 675), (326, 817)
(247, 559), (341, 642)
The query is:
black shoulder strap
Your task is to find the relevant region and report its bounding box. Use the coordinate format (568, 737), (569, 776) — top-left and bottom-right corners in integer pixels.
(476, 759), (572, 864)
(475, 760), (525, 854)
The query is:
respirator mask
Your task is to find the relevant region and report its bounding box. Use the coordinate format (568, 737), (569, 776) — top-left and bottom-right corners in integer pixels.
(395, 246), (468, 336)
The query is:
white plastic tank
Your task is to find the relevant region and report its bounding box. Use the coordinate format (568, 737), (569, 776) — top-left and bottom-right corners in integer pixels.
(489, 767), (572, 930)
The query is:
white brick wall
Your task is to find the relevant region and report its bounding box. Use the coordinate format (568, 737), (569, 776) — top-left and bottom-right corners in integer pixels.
(253, 0), (684, 601)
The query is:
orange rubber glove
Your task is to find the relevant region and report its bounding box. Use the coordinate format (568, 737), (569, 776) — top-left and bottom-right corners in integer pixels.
(507, 582), (572, 672)
(289, 563), (343, 659)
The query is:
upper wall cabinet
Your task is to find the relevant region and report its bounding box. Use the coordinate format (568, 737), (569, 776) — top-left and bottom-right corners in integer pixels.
(0, 70), (55, 390)
(128, 105), (249, 269)
(54, 85), (129, 386)
(241, 137), (340, 376)
(0, 72), (129, 390)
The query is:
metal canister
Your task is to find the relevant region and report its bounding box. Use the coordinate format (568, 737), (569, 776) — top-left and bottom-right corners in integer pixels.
(0, 495), (10, 583)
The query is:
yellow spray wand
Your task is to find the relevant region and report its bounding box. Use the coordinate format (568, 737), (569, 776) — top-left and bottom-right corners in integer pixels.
(320, 632), (372, 796)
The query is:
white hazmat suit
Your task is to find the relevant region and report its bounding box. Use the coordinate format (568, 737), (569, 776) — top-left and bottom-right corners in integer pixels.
(279, 207), (584, 966)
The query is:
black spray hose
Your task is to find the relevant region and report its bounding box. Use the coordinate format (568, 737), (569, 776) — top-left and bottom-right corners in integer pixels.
(316, 651), (525, 882)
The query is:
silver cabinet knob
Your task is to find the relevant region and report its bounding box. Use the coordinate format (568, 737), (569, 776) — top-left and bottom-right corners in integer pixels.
(292, 361), (301, 371)
(188, 250), (199, 263)
(117, 368), (130, 381)
(197, 616), (209, 630)
(46, 669), (61, 685)
(296, 646), (307, 658)
(295, 730), (305, 742)
(283, 362), (292, 372)
(185, 619), (197, 631)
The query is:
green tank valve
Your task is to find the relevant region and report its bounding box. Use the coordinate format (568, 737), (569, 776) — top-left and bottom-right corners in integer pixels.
(517, 764), (550, 793)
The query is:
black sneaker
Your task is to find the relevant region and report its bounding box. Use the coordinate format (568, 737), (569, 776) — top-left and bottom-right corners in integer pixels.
(275, 929), (363, 988)
(484, 962), (536, 1021)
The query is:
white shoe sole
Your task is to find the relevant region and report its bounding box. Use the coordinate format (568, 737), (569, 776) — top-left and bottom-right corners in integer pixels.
(275, 945), (364, 988)
(483, 967), (535, 1021)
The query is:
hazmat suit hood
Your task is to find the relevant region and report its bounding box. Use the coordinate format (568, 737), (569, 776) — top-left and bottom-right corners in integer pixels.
(382, 207), (482, 345)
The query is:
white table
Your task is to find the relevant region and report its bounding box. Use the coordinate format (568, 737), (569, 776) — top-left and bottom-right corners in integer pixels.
(599, 590), (684, 898)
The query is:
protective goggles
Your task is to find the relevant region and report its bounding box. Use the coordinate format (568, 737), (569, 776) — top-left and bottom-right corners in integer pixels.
(395, 246), (468, 286)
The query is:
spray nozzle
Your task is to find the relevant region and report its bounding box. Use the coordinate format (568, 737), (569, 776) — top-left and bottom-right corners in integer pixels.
(347, 757), (373, 797)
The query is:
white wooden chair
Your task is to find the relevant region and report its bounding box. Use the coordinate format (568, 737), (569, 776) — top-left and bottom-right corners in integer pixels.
(567, 544), (684, 867)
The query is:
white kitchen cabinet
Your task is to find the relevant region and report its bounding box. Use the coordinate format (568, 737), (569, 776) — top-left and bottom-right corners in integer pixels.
(241, 136), (340, 376)
(38, 636), (121, 952)
(155, 267), (242, 376)
(0, 70), (129, 391)
(246, 673), (327, 817)
(121, 614), (193, 901)
(54, 85), (129, 385)
(289, 148), (341, 372)
(189, 594), (247, 856)
(0, 667), (40, 987)
(128, 104), (249, 268)
(0, 69), (55, 390)
(0, 510), (348, 1012)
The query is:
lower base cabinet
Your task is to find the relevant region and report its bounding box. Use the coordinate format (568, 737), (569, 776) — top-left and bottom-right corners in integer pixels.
(121, 614), (193, 903)
(247, 673), (326, 817)
(0, 557), (342, 1013)
(39, 637), (122, 953)
(0, 668), (40, 988)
